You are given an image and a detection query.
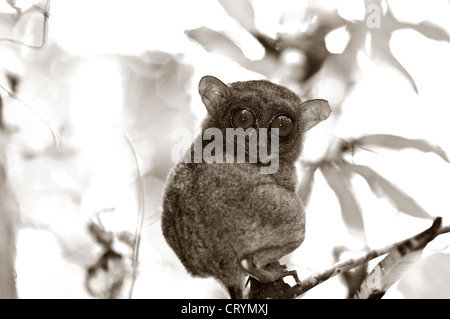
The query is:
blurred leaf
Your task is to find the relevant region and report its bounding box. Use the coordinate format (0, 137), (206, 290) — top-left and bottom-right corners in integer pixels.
(356, 247), (422, 298)
(333, 246), (368, 297)
(344, 163), (431, 219)
(155, 57), (194, 109)
(352, 134), (449, 163)
(6, 0), (20, 13)
(297, 162), (318, 206)
(354, 217), (442, 298)
(365, 7), (450, 95)
(321, 162), (366, 241)
(278, 24), (335, 83)
(87, 217), (114, 248)
(186, 27), (247, 63)
(370, 28), (418, 93)
(368, 9), (450, 95)
(398, 252), (450, 298)
(185, 27), (275, 77)
(85, 249), (126, 299)
(84, 208), (135, 298)
(0, 96), (3, 130)
(218, 0), (255, 31)
(254, 33), (283, 56)
(0, 0), (50, 48)
(366, 8), (434, 93)
(406, 21), (450, 42)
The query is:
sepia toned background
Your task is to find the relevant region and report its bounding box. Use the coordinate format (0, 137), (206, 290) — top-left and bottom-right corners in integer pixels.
(0, 0), (450, 298)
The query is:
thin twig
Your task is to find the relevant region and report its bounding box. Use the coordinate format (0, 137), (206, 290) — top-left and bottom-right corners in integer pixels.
(437, 225), (450, 236)
(0, 83), (60, 147)
(123, 132), (145, 299)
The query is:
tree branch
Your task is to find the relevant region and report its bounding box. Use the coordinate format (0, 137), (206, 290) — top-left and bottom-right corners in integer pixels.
(249, 217), (448, 298)
(0, 143), (18, 298)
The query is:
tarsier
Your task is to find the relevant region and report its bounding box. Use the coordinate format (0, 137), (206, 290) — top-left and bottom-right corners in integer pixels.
(162, 76), (331, 298)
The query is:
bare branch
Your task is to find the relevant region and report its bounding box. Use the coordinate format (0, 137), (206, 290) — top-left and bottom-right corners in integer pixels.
(0, 143), (18, 298)
(249, 217), (447, 298)
(437, 225), (450, 236)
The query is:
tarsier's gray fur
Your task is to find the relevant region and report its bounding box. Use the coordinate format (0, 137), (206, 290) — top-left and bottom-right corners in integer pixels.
(161, 76), (331, 298)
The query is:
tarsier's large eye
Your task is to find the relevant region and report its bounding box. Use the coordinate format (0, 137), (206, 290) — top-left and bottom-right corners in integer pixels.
(270, 115), (294, 138)
(231, 108), (256, 130)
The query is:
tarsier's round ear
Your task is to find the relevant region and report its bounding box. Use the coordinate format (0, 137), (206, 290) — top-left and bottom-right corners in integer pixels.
(198, 76), (231, 114)
(299, 99), (332, 132)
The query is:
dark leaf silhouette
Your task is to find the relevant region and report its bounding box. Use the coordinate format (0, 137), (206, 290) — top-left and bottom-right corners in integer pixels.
(344, 163), (431, 219)
(85, 249), (126, 299)
(352, 134), (449, 162)
(321, 162), (366, 241)
(85, 212), (134, 298)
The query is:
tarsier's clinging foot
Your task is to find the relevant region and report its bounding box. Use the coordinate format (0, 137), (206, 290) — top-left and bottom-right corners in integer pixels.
(241, 259), (301, 285)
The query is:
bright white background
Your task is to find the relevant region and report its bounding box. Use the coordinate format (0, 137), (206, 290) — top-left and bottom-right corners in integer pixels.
(0, 0), (449, 298)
